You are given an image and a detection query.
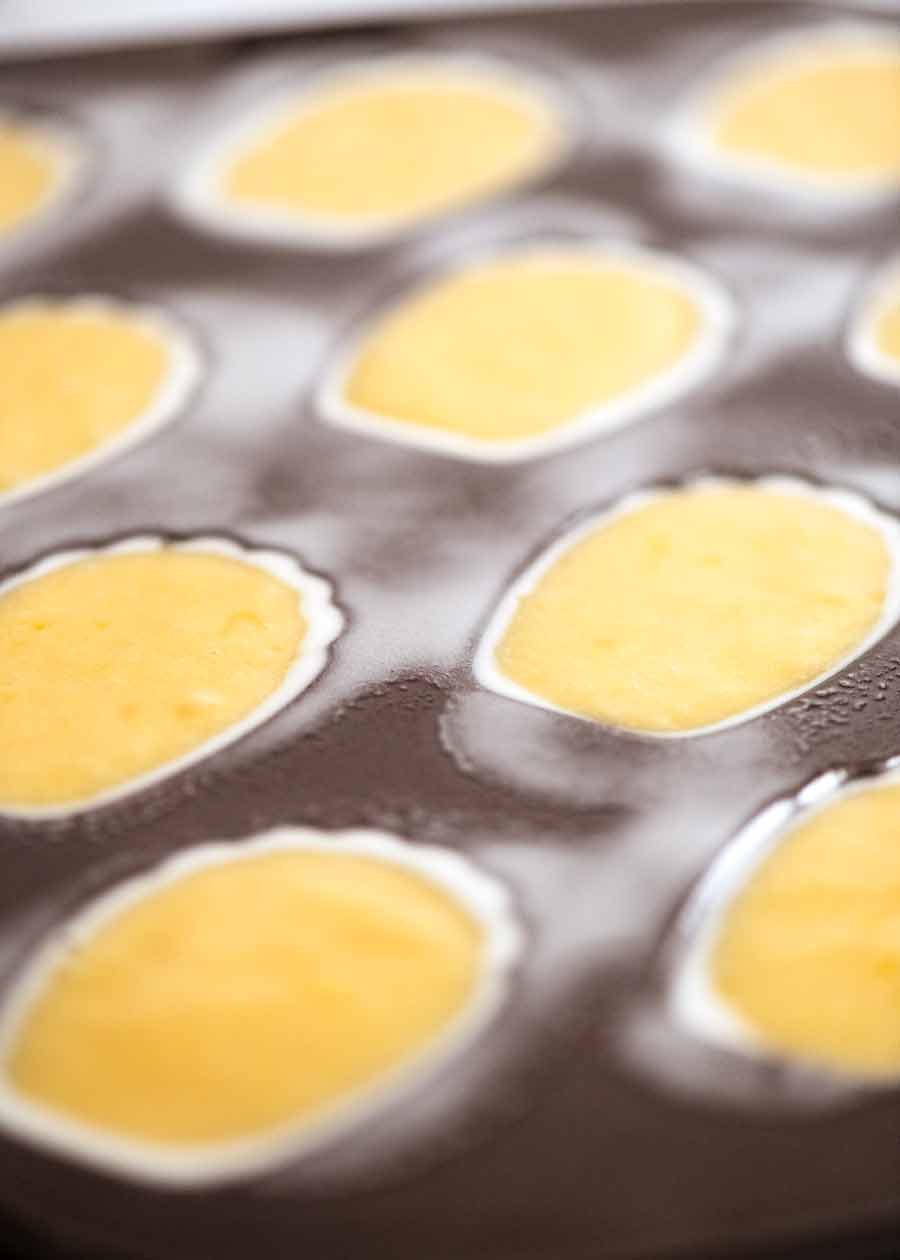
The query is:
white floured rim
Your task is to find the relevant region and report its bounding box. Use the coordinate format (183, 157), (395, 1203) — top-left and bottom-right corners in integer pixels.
(474, 475), (900, 737)
(170, 51), (578, 250)
(0, 826), (522, 1187)
(0, 534), (344, 820)
(0, 111), (86, 250)
(846, 254), (900, 388)
(668, 21), (900, 203)
(0, 295), (203, 511)
(317, 241), (737, 464)
(668, 758), (900, 1080)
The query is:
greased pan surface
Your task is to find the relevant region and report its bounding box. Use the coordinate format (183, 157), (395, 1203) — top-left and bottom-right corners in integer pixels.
(2, 2), (900, 1257)
(6, 0), (860, 61)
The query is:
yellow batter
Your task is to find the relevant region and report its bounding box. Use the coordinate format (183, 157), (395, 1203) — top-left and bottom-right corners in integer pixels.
(708, 38), (900, 182)
(0, 550), (306, 809)
(343, 250), (704, 443)
(221, 67), (561, 226)
(494, 485), (890, 733)
(0, 302), (173, 496)
(0, 121), (63, 238)
(713, 783), (900, 1076)
(875, 293), (900, 364)
(6, 847), (483, 1145)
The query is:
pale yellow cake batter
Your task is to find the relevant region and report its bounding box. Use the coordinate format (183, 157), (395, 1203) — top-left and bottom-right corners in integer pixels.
(0, 550), (306, 809)
(495, 485), (890, 733)
(713, 783), (900, 1075)
(875, 293), (900, 364)
(708, 38), (900, 182)
(221, 68), (561, 226)
(0, 121), (62, 238)
(0, 302), (173, 496)
(343, 250), (704, 443)
(6, 848), (483, 1145)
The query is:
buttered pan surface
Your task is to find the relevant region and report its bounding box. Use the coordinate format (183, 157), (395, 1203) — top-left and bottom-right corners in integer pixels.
(3, 2), (900, 1257)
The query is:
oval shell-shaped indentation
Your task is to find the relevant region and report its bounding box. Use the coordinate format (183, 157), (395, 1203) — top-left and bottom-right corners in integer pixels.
(0, 828), (519, 1184)
(676, 25), (900, 196)
(679, 775), (900, 1078)
(0, 114), (82, 245)
(847, 257), (900, 388)
(0, 298), (201, 509)
(321, 245), (734, 462)
(174, 56), (571, 247)
(0, 538), (343, 816)
(476, 478), (900, 736)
